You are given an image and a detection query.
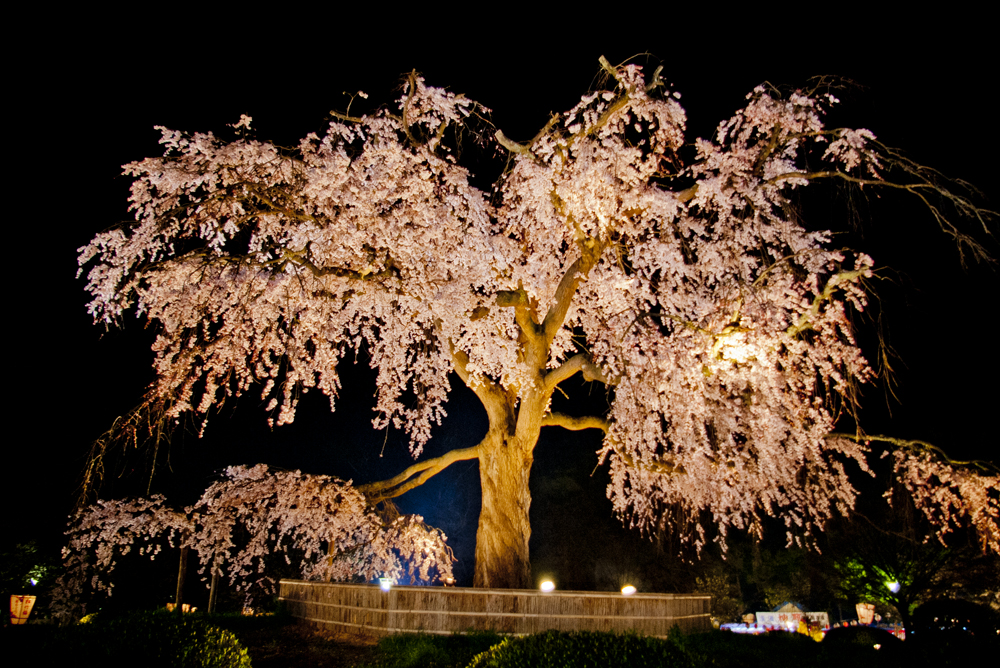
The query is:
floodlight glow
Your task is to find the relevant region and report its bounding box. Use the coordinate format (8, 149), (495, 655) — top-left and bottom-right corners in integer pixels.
(379, 577), (393, 592)
(621, 585), (637, 595)
(887, 581), (900, 593)
(540, 580), (555, 593)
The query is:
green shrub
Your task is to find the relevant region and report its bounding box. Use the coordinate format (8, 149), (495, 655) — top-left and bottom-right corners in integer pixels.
(466, 630), (694, 668)
(666, 630), (826, 668)
(366, 630), (504, 668)
(822, 625), (902, 649)
(34, 610), (252, 667)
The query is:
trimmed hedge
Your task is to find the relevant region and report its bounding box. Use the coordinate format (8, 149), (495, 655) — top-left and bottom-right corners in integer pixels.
(466, 630), (694, 668)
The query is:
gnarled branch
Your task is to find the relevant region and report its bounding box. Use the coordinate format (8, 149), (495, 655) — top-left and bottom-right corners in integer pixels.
(544, 353), (611, 393)
(541, 412), (610, 432)
(358, 445), (481, 503)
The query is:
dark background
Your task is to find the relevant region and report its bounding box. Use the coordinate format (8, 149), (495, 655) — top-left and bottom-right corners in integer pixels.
(5, 6), (997, 593)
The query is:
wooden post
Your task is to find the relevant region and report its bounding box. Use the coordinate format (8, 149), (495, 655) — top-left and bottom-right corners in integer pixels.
(175, 545), (189, 608)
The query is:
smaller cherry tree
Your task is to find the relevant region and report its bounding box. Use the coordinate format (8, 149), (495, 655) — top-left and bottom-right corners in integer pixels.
(53, 465), (453, 620)
(53, 495), (192, 620)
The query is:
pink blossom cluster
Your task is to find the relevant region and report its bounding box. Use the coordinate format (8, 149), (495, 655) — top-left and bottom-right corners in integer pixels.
(889, 450), (1000, 553)
(52, 465), (453, 620)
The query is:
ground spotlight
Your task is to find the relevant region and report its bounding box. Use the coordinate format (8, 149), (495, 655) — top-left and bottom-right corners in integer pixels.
(539, 580), (555, 593)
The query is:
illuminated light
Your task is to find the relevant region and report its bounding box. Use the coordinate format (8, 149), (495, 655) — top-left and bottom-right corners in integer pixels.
(29, 578), (38, 586)
(887, 581), (900, 593)
(379, 577), (393, 592)
(873, 644), (882, 650)
(540, 580), (555, 593)
(621, 585), (637, 596)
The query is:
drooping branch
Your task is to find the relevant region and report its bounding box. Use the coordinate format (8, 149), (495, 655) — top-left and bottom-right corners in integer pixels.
(75, 392), (175, 510)
(826, 433), (1000, 475)
(359, 444), (482, 503)
(766, 169), (996, 266)
(827, 433), (1000, 553)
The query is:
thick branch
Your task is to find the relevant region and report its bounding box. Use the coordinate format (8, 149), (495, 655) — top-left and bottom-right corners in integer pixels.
(496, 285), (543, 349)
(451, 347), (507, 409)
(603, 443), (686, 476)
(276, 247), (399, 282)
(495, 130), (533, 155)
(786, 268), (869, 337)
(329, 110), (364, 124)
(544, 353), (611, 393)
(400, 70), (419, 145)
(358, 445), (481, 502)
(541, 245), (607, 347)
(541, 412), (610, 432)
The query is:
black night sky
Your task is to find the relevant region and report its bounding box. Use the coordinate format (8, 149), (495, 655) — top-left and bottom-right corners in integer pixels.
(6, 8), (997, 589)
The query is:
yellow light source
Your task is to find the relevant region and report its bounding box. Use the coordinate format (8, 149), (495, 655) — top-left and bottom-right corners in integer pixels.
(540, 580), (555, 593)
(9, 595), (36, 625)
(621, 585), (637, 595)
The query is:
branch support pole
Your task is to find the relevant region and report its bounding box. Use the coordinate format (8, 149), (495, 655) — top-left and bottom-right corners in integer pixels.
(175, 545), (189, 608)
(208, 567), (220, 613)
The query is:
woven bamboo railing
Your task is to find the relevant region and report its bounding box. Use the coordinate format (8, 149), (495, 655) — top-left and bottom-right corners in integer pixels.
(278, 580), (711, 637)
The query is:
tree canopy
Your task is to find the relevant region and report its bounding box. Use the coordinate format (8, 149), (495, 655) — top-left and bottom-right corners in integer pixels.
(79, 59), (998, 587)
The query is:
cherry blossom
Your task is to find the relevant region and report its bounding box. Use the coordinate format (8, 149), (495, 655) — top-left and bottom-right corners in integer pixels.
(79, 61), (998, 587)
(53, 465), (452, 620)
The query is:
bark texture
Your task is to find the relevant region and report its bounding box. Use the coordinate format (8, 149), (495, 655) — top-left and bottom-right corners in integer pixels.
(474, 430), (535, 588)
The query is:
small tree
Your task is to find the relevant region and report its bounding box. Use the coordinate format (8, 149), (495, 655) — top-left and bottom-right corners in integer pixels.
(53, 465), (452, 620)
(829, 505), (1000, 632)
(79, 58), (998, 588)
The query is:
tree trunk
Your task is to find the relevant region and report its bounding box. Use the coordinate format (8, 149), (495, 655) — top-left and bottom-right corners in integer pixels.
(208, 569), (220, 613)
(473, 427), (536, 589)
(175, 545), (189, 608)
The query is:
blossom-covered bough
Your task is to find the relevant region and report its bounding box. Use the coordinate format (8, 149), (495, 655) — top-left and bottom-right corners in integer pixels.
(53, 465), (452, 620)
(78, 58), (998, 589)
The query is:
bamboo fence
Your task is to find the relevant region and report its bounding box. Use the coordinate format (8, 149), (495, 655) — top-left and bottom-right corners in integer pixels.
(278, 580), (711, 637)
